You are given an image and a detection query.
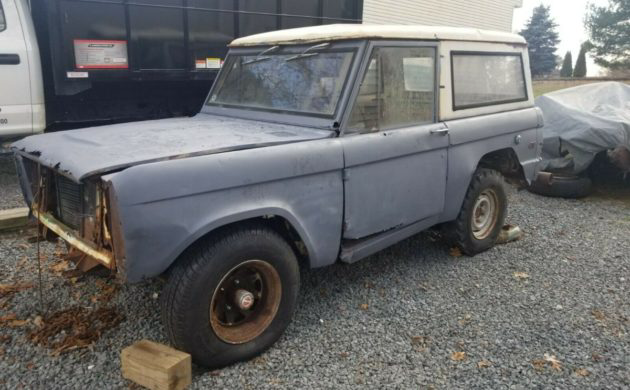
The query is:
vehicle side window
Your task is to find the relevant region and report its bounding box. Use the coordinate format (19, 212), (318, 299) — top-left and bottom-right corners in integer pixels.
(0, 1), (6, 32)
(451, 52), (527, 110)
(347, 46), (436, 134)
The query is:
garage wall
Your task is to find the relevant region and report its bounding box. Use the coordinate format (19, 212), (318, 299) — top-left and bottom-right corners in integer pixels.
(363, 0), (523, 32)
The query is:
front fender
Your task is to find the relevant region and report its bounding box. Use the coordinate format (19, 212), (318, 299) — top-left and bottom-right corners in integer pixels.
(102, 139), (344, 282)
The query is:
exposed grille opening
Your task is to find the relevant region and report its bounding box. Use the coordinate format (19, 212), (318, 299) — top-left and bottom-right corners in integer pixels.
(55, 175), (83, 230)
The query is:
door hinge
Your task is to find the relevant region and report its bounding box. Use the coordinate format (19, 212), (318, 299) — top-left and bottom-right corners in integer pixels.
(342, 170), (350, 181)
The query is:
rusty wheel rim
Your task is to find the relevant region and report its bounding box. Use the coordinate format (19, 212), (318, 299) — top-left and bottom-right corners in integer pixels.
(471, 188), (499, 240)
(210, 260), (282, 344)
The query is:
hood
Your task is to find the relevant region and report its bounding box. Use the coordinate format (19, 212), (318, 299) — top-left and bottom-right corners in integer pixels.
(12, 114), (333, 181)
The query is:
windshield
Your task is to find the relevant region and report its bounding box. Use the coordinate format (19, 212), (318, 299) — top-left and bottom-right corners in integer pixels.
(207, 47), (355, 116)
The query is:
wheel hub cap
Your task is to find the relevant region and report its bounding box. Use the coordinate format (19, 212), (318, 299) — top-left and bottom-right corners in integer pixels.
(235, 289), (255, 310)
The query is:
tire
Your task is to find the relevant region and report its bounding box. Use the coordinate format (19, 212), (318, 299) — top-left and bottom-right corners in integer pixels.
(447, 168), (507, 255)
(161, 224), (300, 368)
(527, 172), (592, 198)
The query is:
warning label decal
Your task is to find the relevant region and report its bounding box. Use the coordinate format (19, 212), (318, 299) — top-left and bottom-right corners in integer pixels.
(74, 40), (129, 69)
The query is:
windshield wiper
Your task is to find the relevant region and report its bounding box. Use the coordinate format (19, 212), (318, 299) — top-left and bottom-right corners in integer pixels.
(242, 45), (280, 65)
(285, 43), (331, 62)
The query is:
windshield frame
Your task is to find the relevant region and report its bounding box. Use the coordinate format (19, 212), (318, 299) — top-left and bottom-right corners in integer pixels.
(202, 41), (367, 130)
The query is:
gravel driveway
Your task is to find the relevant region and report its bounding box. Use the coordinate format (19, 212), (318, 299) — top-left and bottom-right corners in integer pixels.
(0, 158), (628, 388)
(0, 155), (24, 210)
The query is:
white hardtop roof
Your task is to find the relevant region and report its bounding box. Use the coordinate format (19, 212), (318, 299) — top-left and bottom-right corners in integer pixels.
(231, 24), (527, 47)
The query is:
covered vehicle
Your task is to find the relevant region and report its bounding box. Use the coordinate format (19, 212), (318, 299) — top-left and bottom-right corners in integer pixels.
(528, 82), (630, 198)
(536, 82), (630, 174)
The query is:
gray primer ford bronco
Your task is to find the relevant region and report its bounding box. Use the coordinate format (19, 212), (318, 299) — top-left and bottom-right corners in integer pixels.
(13, 25), (542, 367)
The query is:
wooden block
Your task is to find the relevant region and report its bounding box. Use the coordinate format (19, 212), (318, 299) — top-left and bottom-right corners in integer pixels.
(121, 340), (191, 390)
(0, 207), (30, 232)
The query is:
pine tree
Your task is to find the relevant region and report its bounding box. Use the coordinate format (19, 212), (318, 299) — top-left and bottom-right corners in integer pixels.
(585, 0), (630, 70)
(520, 5), (560, 77)
(573, 43), (588, 77)
(559, 51), (573, 77)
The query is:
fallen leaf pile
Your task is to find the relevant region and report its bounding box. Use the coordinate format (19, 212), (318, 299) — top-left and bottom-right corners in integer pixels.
(29, 306), (124, 355)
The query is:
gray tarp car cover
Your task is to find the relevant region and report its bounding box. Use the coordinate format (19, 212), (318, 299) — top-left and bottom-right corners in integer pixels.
(536, 82), (630, 174)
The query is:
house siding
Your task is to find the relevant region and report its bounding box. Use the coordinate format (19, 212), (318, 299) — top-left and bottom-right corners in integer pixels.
(363, 0), (523, 32)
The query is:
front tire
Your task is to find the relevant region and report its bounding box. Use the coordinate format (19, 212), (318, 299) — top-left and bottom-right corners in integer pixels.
(161, 224), (300, 368)
(448, 168), (507, 255)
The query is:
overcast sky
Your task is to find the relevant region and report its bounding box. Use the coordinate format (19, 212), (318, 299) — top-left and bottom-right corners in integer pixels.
(512, 0), (609, 76)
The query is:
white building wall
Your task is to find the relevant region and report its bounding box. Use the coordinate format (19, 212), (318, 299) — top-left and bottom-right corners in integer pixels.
(363, 0), (523, 32)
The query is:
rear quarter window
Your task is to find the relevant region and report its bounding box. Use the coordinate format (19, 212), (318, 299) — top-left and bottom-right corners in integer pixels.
(451, 52), (527, 110)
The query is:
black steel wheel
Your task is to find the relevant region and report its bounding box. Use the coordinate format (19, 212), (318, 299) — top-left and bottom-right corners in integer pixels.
(161, 224), (300, 368)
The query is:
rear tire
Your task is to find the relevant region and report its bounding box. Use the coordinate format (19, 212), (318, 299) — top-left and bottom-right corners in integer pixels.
(161, 224), (300, 368)
(447, 168), (507, 255)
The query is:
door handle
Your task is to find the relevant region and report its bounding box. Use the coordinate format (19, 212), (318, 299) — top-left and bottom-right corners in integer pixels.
(0, 54), (20, 65)
(429, 128), (449, 135)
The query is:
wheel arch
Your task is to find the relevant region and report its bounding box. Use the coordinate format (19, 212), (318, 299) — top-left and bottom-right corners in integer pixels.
(162, 209), (315, 278)
(477, 147), (527, 185)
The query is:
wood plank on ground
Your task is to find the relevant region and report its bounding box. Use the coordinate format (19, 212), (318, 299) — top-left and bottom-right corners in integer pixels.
(121, 340), (191, 390)
(0, 207), (30, 232)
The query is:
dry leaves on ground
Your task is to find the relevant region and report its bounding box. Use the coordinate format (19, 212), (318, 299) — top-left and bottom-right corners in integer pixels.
(359, 303), (369, 310)
(513, 272), (530, 280)
(532, 359), (547, 370)
(575, 368), (591, 377)
(0, 313), (16, 323)
(591, 309), (606, 321)
(451, 351), (466, 361)
(543, 353), (562, 371)
(0, 283), (34, 299)
(28, 306), (124, 355)
(449, 247), (463, 257)
(49, 260), (72, 274)
(90, 280), (118, 303)
(0, 313), (29, 327)
(477, 360), (492, 368)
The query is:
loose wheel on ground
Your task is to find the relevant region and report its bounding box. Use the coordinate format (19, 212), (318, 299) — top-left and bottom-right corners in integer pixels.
(527, 171), (592, 198)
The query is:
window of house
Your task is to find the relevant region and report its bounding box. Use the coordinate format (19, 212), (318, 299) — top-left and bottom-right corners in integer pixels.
(347, 46), (436, 134)
(0, 2), (6, 32)
(451, 52), (527, 110)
